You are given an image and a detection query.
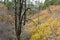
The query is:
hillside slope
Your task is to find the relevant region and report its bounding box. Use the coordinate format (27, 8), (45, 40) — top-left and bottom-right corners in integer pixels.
(29, 5), (60, 40)
(22, 5), (60, 40)
(0, 3), (16, 40)
(26, 5), (60, 25)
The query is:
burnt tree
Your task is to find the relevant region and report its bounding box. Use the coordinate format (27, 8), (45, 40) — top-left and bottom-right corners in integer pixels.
(15, 0), (31, 40)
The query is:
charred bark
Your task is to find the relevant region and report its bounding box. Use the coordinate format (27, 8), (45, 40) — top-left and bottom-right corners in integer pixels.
(15, 0), (31, 40)
(14, 0), (18, 40)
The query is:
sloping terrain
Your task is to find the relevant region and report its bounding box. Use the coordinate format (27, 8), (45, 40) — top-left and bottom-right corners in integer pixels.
(24, 5), (60, 31)
(22, 5), (60, 40)
(0, 3), (60, 40)
(29, 5), (60, 40)
(0, 3), (16, 40)
(29, 5), (60, 24)
(0, 3), (14, 24)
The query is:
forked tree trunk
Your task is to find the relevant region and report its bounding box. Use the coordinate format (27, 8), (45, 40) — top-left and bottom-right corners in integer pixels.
(15, 0), (30, 40)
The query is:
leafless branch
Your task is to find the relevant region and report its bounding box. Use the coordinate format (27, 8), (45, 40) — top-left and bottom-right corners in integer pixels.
(26, 18), (38, 26)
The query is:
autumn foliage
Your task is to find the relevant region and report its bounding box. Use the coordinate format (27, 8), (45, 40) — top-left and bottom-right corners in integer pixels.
(29, 5), (60, 40)
(0, 3), (14, 24)
(0, 3), (60, 40)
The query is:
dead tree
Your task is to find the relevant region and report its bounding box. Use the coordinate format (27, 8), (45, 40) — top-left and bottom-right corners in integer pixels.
(14, 0), (24, 40)
(23, 0), (26, 25)
(15, 0), (36, 40)
(14, 0), (18, 40)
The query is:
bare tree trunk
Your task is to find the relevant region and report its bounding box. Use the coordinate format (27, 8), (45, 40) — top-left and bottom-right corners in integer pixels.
(15, 0), (31, 40)
(17, 0), (24, 40)
(14, 0), (18, 40)
(23, 0), (26, 25)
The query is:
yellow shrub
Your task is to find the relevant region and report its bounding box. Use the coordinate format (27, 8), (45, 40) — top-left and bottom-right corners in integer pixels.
(30, 18), (60, 40)
(30, 24), (51, 40)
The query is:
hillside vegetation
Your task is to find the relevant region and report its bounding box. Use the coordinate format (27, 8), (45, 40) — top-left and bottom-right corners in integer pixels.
(25, 5), (60, 40)
(0, 3), (16, 40)
(0, 3), (60, 40)
(0, 3), (14, 24)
